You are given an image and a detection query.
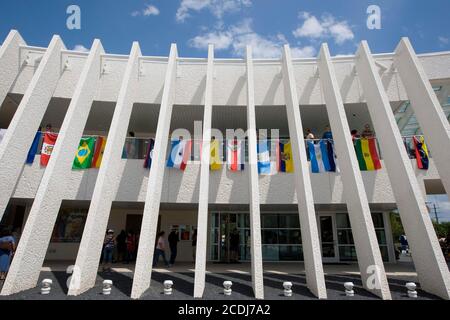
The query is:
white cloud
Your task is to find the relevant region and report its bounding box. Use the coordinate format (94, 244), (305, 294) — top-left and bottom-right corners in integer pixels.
(73, 44), (89, 52)
(176, 0), (252, 22)
(131, 4), (160, 17)
(293, 12), (354, 45)
(438, 36), (449, 46)
(188, 19), (317, 59)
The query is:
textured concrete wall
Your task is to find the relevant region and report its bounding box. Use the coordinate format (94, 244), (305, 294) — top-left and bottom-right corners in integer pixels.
(7, 47), (450, 107)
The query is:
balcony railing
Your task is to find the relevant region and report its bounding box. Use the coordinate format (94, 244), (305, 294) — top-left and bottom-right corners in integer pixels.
(32, 132), (428, 163)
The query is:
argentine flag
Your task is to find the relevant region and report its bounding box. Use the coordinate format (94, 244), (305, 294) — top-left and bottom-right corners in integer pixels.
(308, 140), (337, 173)
(167, 139), (191, 171)
(257, 140), (277, 175)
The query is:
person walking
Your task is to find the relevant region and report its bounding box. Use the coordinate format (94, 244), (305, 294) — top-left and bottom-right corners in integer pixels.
(102, 229), (116, 272)
(168, 229), (179, 266)
(192, 229), (197, 261)
(0, 227), (15, 281)
(153, 231), (169, 268)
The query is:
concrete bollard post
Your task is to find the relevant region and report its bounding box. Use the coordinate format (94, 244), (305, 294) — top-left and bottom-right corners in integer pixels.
(41, 279), (53, 295)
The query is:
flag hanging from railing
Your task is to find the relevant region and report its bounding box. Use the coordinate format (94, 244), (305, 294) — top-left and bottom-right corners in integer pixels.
(354, 137), (381, 171)
(92, 136), (107, 168)
(227, 138), (245, 172)
(26, 130), (42, 165)
(73, 137), (96, 169)
(308, 140), (338, 173)
(210, 139), (222, 171)
(167, 139), (191, 171)
(40, 132), (58, 166)
(413, 136), (429, 170)
(257, 139), (278, 175)
(143, 138), (155, 169)
(278, 141), (294, 173)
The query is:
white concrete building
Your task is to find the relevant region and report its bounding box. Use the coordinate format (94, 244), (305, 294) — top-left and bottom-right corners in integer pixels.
(0, 30), (449, 300)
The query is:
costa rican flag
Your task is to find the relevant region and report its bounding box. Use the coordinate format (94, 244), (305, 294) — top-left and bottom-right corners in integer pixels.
(227, 138), (245, 171)
(167, 139), (191, 171)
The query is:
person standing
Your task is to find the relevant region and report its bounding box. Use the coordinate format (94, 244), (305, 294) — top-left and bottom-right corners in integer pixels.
(168, 229), (179, 266)
(399, 234), (409, 254)
(0, 227), (16, 280)
(153, 231), (169, 268)
(305, 128), (315, 140)
(361, 124), (374, 138)
(192, 229), (197, 261)
(102, 229), (116, 272)
(125, 231), (136, 264)
(230, 229), (240, 263)
(351, 129), (360, 142)
(116, 230), (126, 262)
(322, 125), (333, 140)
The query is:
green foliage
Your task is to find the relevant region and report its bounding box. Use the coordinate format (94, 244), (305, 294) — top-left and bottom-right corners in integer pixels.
(389, 211), (404, 242)
(390, 211), (450, 240)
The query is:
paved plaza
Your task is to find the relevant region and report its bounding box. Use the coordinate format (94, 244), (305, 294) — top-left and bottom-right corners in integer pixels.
(0, 262), (444, 300)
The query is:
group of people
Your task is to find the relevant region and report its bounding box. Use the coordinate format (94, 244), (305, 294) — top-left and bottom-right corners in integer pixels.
(0, 227), (17, 281)
(101, 229), (139, 272)
(304, 124), (375, 141)
(152, 229), (197, 268)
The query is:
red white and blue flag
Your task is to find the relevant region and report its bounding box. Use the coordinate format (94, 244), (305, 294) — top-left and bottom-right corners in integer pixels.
(167, 139), (191, 171)
(227, 138), (245, 171)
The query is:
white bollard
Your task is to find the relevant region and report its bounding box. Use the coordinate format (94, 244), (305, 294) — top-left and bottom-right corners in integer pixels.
(102, 280), (113, 295)
(344, 282), (354, 297)
(164, 280), (173, 295)
(223, 281), (233, 296)
(283, 282), (293, 297)
(41, 279), (53, 295)
(405, 282), (418, 298)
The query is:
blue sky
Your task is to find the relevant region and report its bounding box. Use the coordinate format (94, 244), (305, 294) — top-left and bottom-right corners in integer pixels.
(0, 0), (450, 58)
(1, 0), (450, 221)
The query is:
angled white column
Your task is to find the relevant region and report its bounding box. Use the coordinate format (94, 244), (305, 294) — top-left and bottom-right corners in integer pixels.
(394, 38), (450, 199)
(0, 35), (65, 221)
(0, 30), (25, 110)
(245, 46), (265, 299)
(318, 44), (391, 300)
(67, 42), (142, 296)
(131, 44), (178, 299)
(193, 44), (214, 298)
(281, 45), (327, 299)
(1, 40), (104, 296)
(356, 41), (450, 300)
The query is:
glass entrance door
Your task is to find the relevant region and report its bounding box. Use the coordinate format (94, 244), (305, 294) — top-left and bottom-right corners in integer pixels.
(318, 215), (338, 262)
(219, 213), (238, 262)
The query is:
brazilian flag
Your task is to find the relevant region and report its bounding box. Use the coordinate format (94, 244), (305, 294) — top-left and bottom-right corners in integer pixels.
(73, 137), (96, 169)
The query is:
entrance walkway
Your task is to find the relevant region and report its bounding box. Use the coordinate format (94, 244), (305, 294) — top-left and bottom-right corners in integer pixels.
(0, 262), (445, 300)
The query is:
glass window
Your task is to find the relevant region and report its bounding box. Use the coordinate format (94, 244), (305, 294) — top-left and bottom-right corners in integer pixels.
(278, 229), (301, 244)
(262, 214), (278, 228)
(379, 246), (389, 262)
(262, 245), (279, 261)
(278, 214), (300, 229)
(372, 212), (384, 228)
(238, 214), (249, 228)
(337, 229), (354, 245)
(279, 245), (303, 261)
(336, 213), (351, 229)
(376, 230), (387, 245)
(262, 230), (278, 244)
(339, 246), (357, 261)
